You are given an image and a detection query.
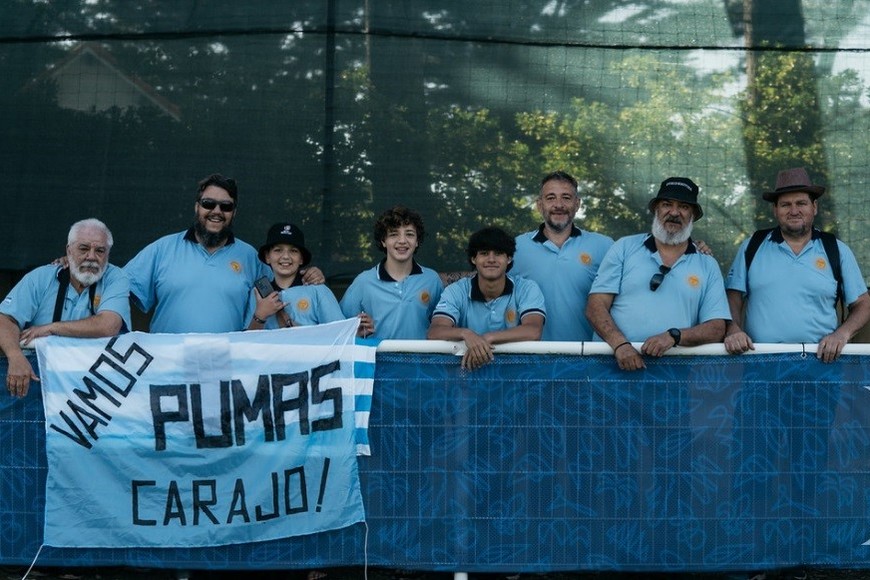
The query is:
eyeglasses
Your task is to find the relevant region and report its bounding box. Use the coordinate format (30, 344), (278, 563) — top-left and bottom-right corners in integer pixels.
(198, 198), (236, 212)
(649, 265), (671, 292)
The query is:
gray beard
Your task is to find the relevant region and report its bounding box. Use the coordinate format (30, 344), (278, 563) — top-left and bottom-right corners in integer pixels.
(544, 216), (573, 233)
(194, 220), (232, 248)
(652, 215), (693, 246)
(71, 260), (105, 287)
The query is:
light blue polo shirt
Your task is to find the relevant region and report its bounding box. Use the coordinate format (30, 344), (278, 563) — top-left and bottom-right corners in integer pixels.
(0, 264), (131, 331)
(725, 228), (867, 343)
(589, 234), (730, 342)
(260, 276), (344, 329)
(125, 228), (269, 334)
(340, 260), (443, 339)
(513, 224), (614, 341)
(432, 274), (546, 335)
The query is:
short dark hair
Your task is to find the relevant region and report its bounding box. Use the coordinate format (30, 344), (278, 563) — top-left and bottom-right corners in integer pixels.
(373, 206), (425, 253)
(197, 173), (238, 203)
(539, 170), (578, 194)
(467, 226), (515, 270)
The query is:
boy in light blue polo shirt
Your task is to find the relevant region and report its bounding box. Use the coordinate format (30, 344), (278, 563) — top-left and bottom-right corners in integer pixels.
(248, 223), (343, 329)
(429, 227), (545, 370)
(340, 206), (443, 339)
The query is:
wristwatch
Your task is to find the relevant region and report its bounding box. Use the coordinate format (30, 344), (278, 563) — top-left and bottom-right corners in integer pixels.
(667, 327), (681, 346)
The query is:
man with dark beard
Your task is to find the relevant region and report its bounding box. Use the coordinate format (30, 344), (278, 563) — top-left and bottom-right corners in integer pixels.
(724, 167), (870, 362)
(586, 177), (729, 371)
(124, 173), (270, 333)
(1, 218), (130, 397)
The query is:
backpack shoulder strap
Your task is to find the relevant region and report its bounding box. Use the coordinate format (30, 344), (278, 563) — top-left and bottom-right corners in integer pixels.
(743, 228), (774, 294)
(817, 230), (843, 313)
(53, 268), (98, 322)
(53, 268), (71, 323)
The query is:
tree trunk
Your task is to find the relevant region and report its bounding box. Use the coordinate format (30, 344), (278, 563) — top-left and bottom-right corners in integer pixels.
(739, 0), (833, 231)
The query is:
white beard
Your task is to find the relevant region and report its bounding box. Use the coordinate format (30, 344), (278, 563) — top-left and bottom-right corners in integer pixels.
(71, 259), (105, 287)
(652, 214), (693, 246)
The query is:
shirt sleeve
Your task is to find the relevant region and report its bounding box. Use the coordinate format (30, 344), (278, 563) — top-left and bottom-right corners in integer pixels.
(589, 238), (626, 295)
(424, 270), (444, 320)
(316, 286), (345, 323)
(339, 275), (364, 318)
(242, 289), (257, 328)
(432, 280), (465, 325)
(698, 258), (732, 323)
(724, 238), (750, 293)
(124, 243), (159, 313)
(0, 269), (46, 329)
(837, 240), (869, 306)
(96, 267), (133, 332)
(516, 278), (546, 321)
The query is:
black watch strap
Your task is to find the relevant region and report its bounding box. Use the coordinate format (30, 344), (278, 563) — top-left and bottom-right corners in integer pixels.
(667, 327), (681, 346)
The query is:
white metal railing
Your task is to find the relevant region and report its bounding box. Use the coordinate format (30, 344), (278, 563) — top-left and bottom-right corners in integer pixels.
(376, 339), (870, 356)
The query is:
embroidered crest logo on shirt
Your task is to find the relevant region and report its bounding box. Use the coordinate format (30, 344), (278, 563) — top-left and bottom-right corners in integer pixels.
(297, 298), (311, 311)
(420, 290), (431, 304)
(230, 261), (242, 273)
(93, 294), (102, 308)
(580, 252), (592, 265)
(816, 258), (827, 270)
(505, 309), (517, 324)
(688, 275), (700, 288)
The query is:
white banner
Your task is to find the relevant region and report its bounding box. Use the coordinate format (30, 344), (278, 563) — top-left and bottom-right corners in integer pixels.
(35, 319), (373, 548)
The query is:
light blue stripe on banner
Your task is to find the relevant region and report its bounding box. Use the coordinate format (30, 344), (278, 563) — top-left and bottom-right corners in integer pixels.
(355, 394), (372, 413)
(354, 360), (375, 379)
(350, 341), (377, 456)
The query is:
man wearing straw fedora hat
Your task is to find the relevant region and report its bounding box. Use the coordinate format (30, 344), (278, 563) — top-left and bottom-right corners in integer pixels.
(724, 167), (870, 362)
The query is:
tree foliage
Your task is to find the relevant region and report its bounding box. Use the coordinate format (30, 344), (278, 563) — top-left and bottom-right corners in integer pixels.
(2, 0), (870, 278)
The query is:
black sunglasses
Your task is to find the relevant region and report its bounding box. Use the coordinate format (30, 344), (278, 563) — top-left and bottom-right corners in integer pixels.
(649, 265), (671, 292)
(198, 198), (236, 212)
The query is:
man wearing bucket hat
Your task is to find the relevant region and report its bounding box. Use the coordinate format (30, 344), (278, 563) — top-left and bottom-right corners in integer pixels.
(249, 222), (343, 329)
(586, 177), (730, 371)
(724, 167), (870, 362)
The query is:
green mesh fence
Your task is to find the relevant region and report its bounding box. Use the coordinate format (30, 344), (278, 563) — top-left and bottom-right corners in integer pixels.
(1, 0), (869, 285)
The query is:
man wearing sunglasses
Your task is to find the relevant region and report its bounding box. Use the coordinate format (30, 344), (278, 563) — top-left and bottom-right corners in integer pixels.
(585, 177), (730, 371)
(125, 174), (324, 333)
(124, 173), (266, 333)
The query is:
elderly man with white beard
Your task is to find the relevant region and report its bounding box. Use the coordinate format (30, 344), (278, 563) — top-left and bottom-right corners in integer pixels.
(585, 177), (730, 371)
(1, 218), (131, 397)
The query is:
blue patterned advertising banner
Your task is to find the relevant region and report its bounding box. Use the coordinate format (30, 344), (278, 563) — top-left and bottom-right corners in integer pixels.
(363, 351), (870, 572)
(33, 319), (369, 548)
